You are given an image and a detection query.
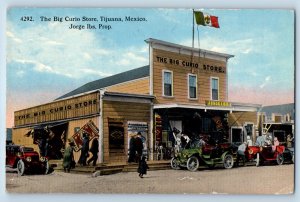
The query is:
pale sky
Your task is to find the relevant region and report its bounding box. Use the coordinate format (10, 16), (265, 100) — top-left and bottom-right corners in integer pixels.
(6, 8), (295, 127)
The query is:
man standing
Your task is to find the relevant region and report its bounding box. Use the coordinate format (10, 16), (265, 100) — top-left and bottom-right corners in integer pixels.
(135, 132), (144, 162)
(87, 135), (99, 166)
(78, 133), (90, 166)
(236, 142), (247, 167)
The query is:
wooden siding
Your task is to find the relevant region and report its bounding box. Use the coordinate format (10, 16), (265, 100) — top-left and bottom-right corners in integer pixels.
(228, 112), (258, 127)
(12, 127), (39, 152)
(14, 92), (100, 127)
(106, 77), (150, 95)
(102, 100), (151, 163)
(152, 49), (227, 105)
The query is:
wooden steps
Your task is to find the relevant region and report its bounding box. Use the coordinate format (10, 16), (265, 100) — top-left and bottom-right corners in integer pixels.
(49, 160), (171, 175)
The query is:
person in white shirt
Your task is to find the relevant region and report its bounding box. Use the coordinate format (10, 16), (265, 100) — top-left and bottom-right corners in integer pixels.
(247, 135), (253, 146)
(236, 142), (247, 167)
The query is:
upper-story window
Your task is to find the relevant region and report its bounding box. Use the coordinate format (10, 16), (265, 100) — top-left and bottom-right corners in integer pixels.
(163, 70), (173, 96)
(188, 74), (197, 99)
(211, 77), (219, 100)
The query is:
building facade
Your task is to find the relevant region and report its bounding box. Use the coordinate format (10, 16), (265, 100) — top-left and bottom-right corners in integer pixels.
(12, 38), (261, 163)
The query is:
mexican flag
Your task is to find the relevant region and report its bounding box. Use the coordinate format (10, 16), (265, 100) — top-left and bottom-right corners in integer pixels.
(194, 11), (220, 28)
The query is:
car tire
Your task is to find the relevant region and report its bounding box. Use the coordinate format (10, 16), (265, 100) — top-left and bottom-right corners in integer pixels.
(255, 153), (260, 167)
(187, 156), (199, 172)
(44, 160), (49, 175)
(170, 157), (180, 170)
(17, 160), (25, 176)
(223, 154), (234, 169)
(276, 153), (284, 165)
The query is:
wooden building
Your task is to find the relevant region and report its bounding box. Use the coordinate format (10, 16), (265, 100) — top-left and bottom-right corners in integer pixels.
(12, 38), (261, 164)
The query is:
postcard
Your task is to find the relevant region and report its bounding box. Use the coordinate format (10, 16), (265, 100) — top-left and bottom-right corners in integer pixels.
(5, 8), (294, 195)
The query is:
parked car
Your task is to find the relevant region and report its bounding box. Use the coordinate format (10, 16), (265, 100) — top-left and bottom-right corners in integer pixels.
(245, 145), (286, 166)
(6, 145), (49, 176)
(171, 137), (237, 171)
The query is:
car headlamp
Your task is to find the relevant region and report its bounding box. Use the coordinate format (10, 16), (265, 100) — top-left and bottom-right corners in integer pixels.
(40, 156), (46, 162)
(248, 149), (253, 155)
(26, 157), (32, 162)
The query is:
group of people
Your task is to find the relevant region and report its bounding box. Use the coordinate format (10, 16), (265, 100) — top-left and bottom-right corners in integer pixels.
(62, 133), (99, 172)
(128, 132), (144, 163)
(236, 134), (282, 167)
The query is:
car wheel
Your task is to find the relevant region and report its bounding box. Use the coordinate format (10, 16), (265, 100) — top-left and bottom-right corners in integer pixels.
(44, 161), (49, 174)
(187, 156), (199, 172)
(170, 157), (180, 170)
(255, 153), (260, 167)
(276, 153), (284, 165)
(223, 154), (234, 169)
(17, 160), (25, 176)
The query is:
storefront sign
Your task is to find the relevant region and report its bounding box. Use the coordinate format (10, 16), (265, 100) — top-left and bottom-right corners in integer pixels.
(155, 56), (226, 73)
(14, 92), (100, 126)
(206, 100), (231, 107)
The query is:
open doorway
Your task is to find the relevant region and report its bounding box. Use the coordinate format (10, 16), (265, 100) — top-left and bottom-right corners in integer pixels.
(231, 127), (243, 145)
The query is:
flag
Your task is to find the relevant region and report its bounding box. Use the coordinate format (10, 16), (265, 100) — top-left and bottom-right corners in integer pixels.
(194, 11), (220, 28)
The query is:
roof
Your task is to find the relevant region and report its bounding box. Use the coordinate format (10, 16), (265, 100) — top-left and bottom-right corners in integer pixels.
(261, 103), (295, 120)
(145, 38), (234, 60)
(56, 65), (150, 100)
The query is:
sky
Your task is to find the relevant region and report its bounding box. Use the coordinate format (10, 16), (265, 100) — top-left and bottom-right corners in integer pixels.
(6, 8), (295, 128)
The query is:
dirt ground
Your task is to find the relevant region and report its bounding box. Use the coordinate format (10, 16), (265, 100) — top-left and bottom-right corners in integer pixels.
(6, 164), (294, 194)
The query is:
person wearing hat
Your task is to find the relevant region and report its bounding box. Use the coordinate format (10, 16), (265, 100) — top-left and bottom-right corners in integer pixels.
(62, 139), (75, 172)
(135, 132), (144, 163)
(87, 135), (99, 166)
(137, 155), (149, 178)
(272, 137), (280, 152)
(286, 134), (293, 148)
(236, 141), (248, 167)
(78, 133), (90, 166)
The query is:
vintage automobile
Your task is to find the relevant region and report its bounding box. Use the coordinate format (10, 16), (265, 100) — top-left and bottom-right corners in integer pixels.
(171, 137), (237, 171)
(245, 145), (286, 166)
(6, 145), (49, 176)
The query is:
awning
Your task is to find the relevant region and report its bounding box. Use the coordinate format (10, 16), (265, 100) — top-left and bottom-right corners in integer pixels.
(153, 103), (261, 112)
(24, 121), (68, 137)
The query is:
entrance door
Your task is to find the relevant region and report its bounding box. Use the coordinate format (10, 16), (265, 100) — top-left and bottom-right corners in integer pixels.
(244, 123), (254, 146)
(231, 127), (243, 145)
(108, 121), (124, 154)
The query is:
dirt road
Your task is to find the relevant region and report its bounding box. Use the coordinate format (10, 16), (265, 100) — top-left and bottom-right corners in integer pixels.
(6, 164), (294, 194)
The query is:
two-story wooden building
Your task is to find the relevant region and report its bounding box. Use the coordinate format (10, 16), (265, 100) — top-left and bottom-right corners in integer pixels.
(12, 38), (261, 163)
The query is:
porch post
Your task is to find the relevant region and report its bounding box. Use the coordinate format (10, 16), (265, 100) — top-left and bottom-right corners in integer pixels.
(149, 104), (154, 160)
(98, 90), (105, 163)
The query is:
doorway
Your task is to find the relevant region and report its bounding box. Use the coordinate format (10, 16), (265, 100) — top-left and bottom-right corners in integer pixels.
(231, 127), (243, 145)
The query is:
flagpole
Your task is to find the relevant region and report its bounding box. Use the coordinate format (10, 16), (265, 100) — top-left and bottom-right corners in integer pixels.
(192, 9), (195, 49)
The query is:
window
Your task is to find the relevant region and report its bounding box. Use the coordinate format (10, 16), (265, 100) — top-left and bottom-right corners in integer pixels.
(211, 77), (219, 100)
(163, 70), (173, 96)
(188, 74), (197, 99)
